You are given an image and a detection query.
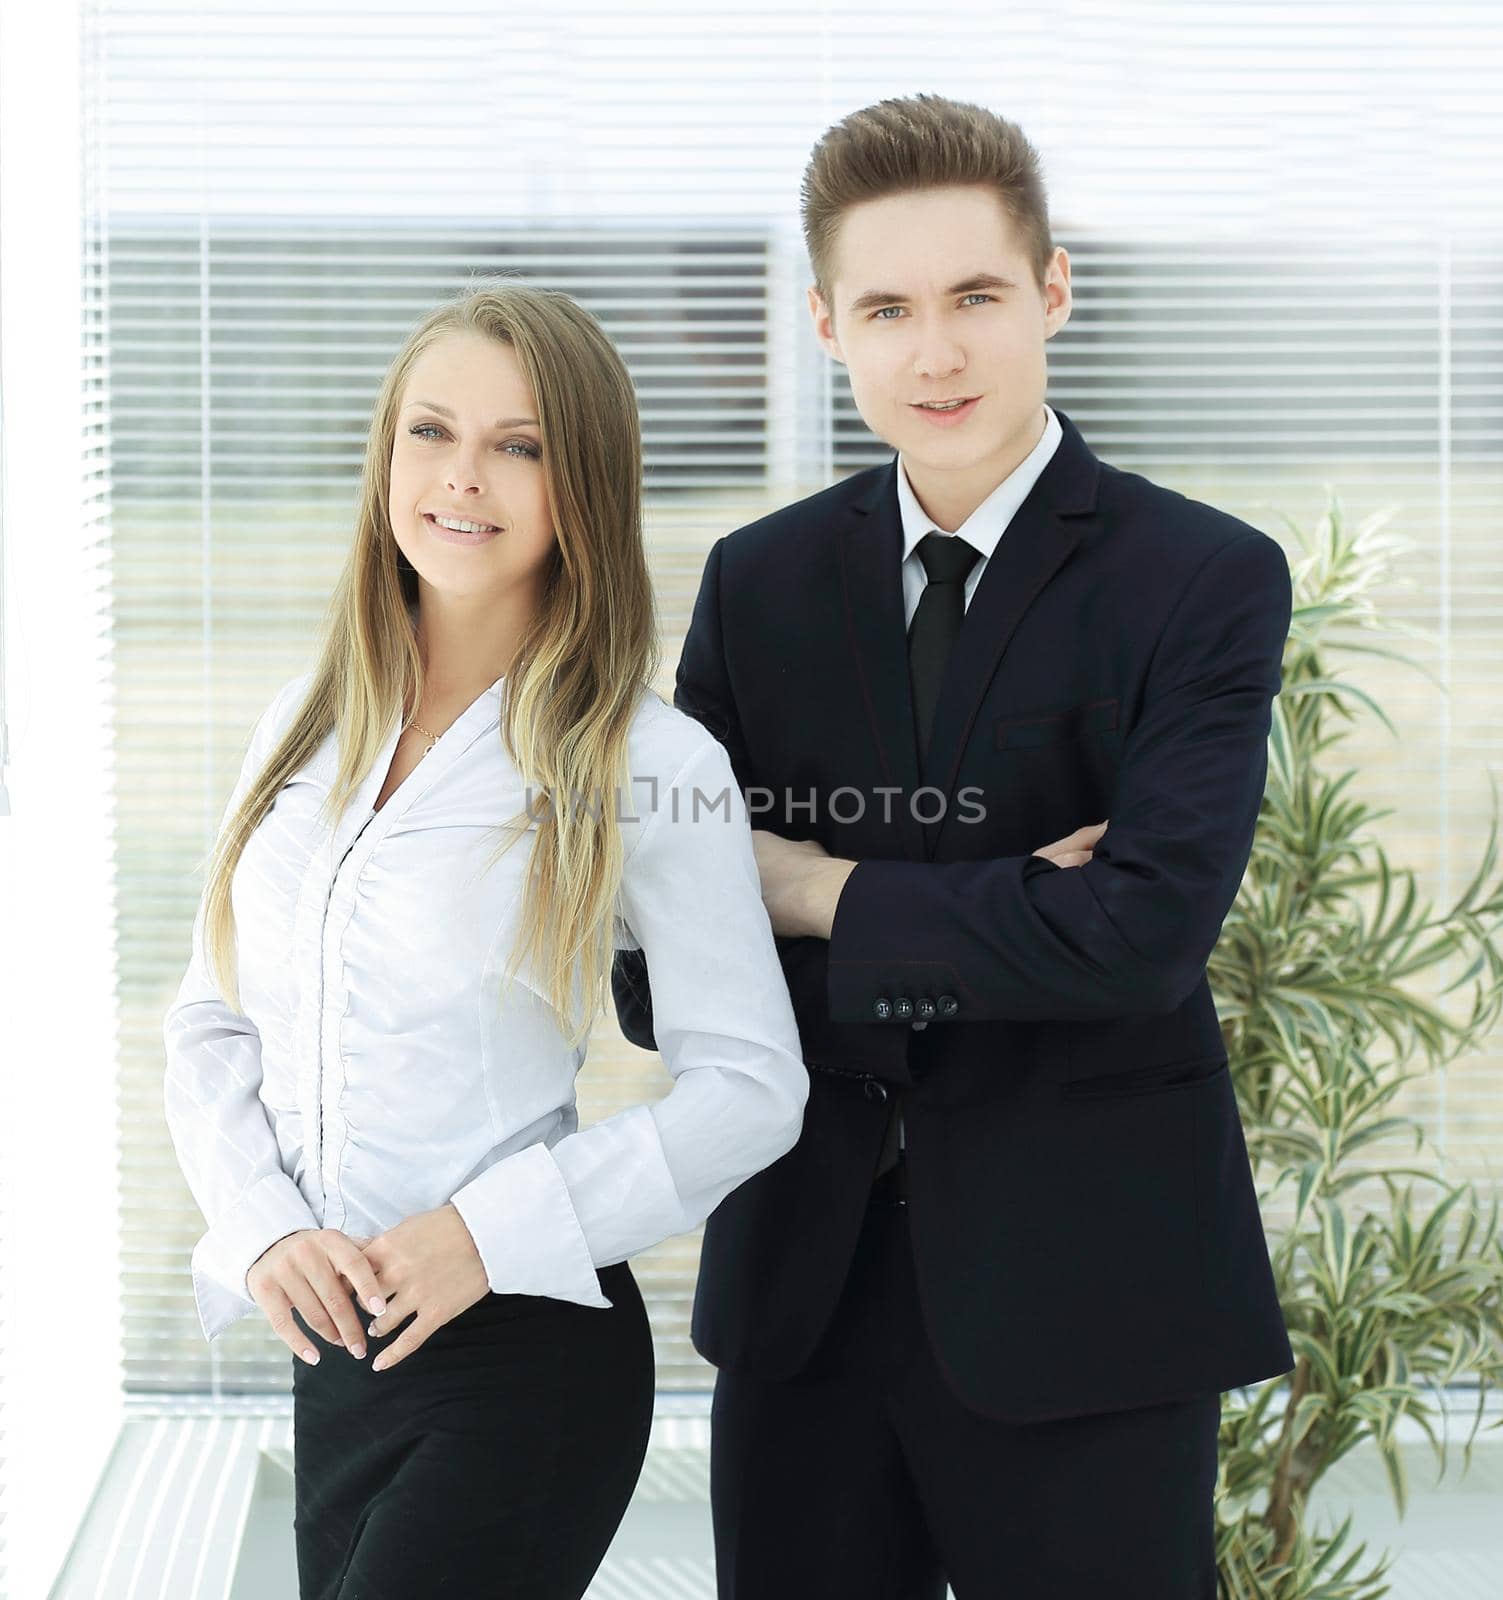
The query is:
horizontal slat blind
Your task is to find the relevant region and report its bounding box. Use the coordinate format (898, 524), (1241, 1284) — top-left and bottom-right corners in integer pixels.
(89, 0), (1503, 1395)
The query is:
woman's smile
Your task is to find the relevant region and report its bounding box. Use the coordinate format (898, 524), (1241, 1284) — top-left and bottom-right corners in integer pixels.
(423, 510), (502, 545)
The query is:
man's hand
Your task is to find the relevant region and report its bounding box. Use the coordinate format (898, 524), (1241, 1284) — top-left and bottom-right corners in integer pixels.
(750, 819), (1110, 939)
(358, 1203), (491, 1372)
(750, 831), (856, 939)
(1033, 819), (1109, 869)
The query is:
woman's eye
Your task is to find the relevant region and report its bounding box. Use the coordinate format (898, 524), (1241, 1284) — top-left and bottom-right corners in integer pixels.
(407, 423), (539, 461)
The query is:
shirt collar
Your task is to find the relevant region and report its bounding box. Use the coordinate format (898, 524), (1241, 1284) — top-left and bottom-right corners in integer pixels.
(896, 402), (1063, 564)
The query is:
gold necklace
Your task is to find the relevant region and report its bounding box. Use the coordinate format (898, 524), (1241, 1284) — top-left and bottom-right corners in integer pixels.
(402, 715), (442, 756)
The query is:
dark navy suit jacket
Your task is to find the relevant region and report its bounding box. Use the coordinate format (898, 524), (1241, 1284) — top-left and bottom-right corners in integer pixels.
(613, 406), (1296, 1422)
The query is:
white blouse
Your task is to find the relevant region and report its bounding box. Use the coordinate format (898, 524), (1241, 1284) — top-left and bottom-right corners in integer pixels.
(163, 669), (808, 1343)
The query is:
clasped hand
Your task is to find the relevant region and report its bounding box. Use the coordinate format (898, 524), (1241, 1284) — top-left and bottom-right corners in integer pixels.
(247, 1202), (489, 1373)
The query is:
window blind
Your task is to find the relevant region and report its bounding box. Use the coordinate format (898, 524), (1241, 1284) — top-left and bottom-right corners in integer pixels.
(86, 0), (1503, 1398)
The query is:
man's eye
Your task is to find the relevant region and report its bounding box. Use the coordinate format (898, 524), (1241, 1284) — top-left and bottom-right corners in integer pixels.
(870, 295), (992, 321)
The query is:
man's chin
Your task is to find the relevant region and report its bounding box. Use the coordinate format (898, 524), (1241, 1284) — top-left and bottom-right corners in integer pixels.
(896, 436), (997, 476)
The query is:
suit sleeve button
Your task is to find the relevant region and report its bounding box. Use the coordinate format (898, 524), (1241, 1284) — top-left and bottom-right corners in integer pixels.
(938, 994), (959, 1018)
(893, 997), (913, 1020)
(873, 997), (893, 1021)
(915, 996), (936, 1020)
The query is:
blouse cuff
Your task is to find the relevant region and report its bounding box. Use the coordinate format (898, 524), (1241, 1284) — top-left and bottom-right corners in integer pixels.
(449, 1141), (614, 1311)
(190, 1168), (321, 1343)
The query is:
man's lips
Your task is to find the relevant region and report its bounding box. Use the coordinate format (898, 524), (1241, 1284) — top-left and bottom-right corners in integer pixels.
(910, 396), (981, 426)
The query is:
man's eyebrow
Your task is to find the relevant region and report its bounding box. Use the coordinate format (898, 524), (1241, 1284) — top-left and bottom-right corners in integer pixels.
(402, 401), (540, 428)
(846, 273), (1021, 315)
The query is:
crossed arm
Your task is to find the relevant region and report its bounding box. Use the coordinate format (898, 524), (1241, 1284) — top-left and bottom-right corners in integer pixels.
(614, 530), (1292, 1056)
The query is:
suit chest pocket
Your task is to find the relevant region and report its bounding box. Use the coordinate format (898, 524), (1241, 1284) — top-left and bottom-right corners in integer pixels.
(978, 695), (1121, 837)
(995, 696), (1119, 751)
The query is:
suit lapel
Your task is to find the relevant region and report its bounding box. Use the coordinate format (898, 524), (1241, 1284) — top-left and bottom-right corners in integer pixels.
(836, 408), (1103, 861)
(918, 497), (1081, 856)
(837, 462), (927, 864)
(922, 409), (1100, 855)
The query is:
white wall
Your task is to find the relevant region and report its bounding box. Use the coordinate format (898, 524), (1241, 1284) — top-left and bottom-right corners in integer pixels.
(0, 0), (125, 1594)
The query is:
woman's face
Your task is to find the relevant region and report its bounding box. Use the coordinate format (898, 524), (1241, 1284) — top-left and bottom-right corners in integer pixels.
(388, 329), (557, 604)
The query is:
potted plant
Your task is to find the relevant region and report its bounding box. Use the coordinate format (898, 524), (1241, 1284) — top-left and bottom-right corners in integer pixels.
(1210, 494), (1503, 1598)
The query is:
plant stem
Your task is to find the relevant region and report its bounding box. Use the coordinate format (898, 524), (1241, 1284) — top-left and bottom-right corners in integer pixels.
(1263, 1353), (1316, 1564)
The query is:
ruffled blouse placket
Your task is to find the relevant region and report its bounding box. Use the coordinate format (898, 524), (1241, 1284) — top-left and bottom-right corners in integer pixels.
(287, 689), (505, 1229)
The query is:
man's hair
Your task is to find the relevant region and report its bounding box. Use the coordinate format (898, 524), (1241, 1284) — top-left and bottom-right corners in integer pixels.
(800, 93), (1054, 308)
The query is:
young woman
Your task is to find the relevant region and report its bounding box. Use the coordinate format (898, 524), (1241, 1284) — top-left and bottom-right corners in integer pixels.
(161, 280), (808, 1599)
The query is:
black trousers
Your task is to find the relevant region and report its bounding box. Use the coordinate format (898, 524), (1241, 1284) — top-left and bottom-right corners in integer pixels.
(710, 1179), (1221, 1600)
(291, 1260), (654, 1600)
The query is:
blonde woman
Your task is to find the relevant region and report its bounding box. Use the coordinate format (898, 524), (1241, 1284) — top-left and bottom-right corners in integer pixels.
(162, 280), (808, 1599)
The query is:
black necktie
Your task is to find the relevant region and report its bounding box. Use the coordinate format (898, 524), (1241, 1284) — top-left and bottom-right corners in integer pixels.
(873, 531), (982, 1188)
(907, 531), (982, 769)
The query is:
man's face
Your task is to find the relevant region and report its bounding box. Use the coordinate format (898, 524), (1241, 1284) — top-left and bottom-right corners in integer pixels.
(808, 184), (1070, 486)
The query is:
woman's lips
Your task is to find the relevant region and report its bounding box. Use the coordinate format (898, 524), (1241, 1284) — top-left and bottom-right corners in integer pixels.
(424, 512), (501, 546)
(911, 396), (981, 427)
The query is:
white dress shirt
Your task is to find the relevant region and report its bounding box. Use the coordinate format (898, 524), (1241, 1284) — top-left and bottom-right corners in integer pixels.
(896, 402), (1062, 627)
(888, 402), (1062, 1115)
(164, 669), (809, 1343)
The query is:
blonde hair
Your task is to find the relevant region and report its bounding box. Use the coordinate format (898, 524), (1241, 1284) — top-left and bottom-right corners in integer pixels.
(800, 93), (1054, 307)
(198, 277), (659, 1047)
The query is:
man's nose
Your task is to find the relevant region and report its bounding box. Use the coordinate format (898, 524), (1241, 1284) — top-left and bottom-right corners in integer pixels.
(913, 339), (965, 380)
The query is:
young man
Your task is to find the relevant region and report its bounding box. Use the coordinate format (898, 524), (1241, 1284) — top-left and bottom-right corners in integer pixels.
(614, 94), (1295, 1600)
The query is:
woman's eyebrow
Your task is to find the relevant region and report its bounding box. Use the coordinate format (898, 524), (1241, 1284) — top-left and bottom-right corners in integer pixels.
(402, 401), (540, 428)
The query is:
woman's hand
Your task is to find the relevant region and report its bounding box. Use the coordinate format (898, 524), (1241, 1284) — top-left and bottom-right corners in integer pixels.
(361, 1203), (491, 1372)
(749, 830), (856, 940)
(247, 1227), (388, 1365)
